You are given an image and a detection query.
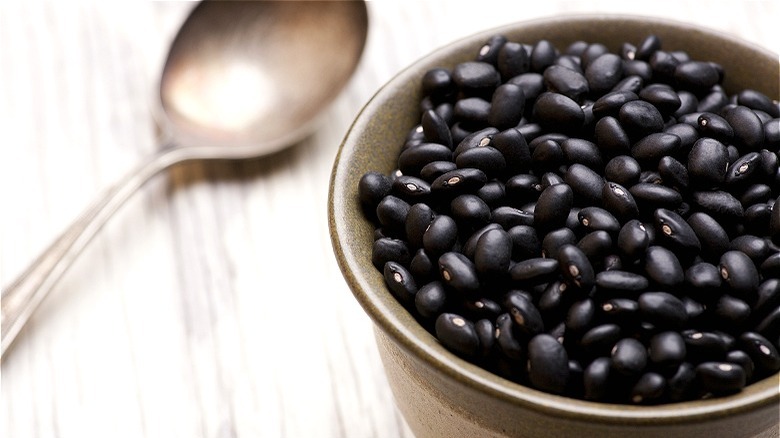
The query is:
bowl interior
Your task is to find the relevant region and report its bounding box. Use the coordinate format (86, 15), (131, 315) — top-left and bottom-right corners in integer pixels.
(329, 14), (780, 424)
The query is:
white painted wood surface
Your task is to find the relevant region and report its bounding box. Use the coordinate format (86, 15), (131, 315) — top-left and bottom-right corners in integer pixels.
(1, 1), (777, 437)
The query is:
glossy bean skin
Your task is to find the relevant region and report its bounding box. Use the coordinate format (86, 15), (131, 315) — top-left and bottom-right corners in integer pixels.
(533, 92), (585, 133)
(617, 219), (650, 261)
(557, 244), (595, 291)
(544, 65), (589, 102)
(474, 228), (513, 276)
(451, 194), (491, 231)
(653, 208), (701, 258)
(605, 155), (641, 187)
(423, 214), (459, 257)
(489, 83), (526, 129)
(649, 331), (687, 369)
(438, 252), (480, 294)
(510, 257), (559, 285)
(435, 313), (481, 358)
(415, 281), (448, 319)
(372, 237), (411, 269)
(534, 183), (574, 231)
(505, 291), (545, 336)
(630, 372), (667, 404)
(688, 137), (729, 188)
(739, 332), (780, 375)
(566, 164), (605, 206)
(724, 105), (765, 150)
(602, 182), (639, 222)
(595, 116), (631, 156)
(719, 250), (760, 297)
(384, 261), (418, 306)
(583, 357), (613, 401)
(541, 228), (578, 259)
(619, 100), (664, 139)
(586, 53), (623, 94)
(422, 108), (453, 148)
(527, 334), (570, 394)
(696, 362), (746, 394)
(398, 143), (453, 176)
(638, 291), (688, 330)
(611, 338), (648, 376)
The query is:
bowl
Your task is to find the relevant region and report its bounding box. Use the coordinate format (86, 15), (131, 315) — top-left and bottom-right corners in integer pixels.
(329, 15), (780, 438)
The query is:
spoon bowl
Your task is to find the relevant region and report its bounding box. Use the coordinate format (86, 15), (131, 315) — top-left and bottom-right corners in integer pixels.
(1, 0), (368, 358)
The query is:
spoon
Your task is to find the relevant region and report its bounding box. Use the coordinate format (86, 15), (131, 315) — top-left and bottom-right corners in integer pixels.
(1, 0), (369, 358)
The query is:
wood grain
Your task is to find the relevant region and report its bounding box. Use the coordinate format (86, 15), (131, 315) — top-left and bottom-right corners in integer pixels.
(1, 1), (777, 437)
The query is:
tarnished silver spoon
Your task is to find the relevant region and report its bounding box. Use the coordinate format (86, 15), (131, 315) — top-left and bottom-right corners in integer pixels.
(1, 0), (368, 358)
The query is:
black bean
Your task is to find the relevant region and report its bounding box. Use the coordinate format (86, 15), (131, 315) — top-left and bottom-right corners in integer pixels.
(561, 138), (603, 169)
(770, 196), (780, 245)
(617, 219), (650, 261)
(457, 147), (507, 178)
(760, 253), (780, 278)
(556, 244), (595, 291)
(530, 39), (558, 72)
(422, 68), (455, 100)
(581, 324), (622, 356)
(438, 252), (480, 294)
(492, 128), (531, 174)
(527, 334), (570, 394)
(639, 291), (687, 329)
(686, 212), (730, 260)
(507, 73), (545, 101)
(687, 137), (729, 188)
(737, 89), (780, 117)
(376, 195), (411, 231)
(462, 297), (502, 321)
(505, 173), (541, 205)
(697, 86), (729, 113)
(639, 83), (681, 116)
(454, 127), (499, 157)
(566, 164), (605, 206)
(577, 230), (613, 263)
(649, 50), (680, 82)
(755, 308), (780, 342)
(476, 180), (506, 208)
(696, 112), (734, 144)
(630, 182), (683, 212)
(491, 206), (534, 229)
(384, 261), (418, 306)
(764, 119), (780, 148)
(476, 34), (507, 65)
(543, 65), (589, 102)
(674, 61), (721, 93)
(664, 122), (700, 149)
(612, 75), (644, 93)
(719, 250), (759, 297)
(372, 237), (411, 270)
(583, 357), (613, 401)
(724, 106), (765, 150)
(405, 203), (435, 249)
(452, 61), (500, 93)
(410, 248), (435, 283)
(685, 262), (722, 299)
(489, 83), (526, 130)
(533, 92), (585, 133)
(657, 156), (689, 191)
(505, 291), (545, 337)
(531, 139), (564, 172)
(593, 90), (638, 119)
(668, 362), (698, 401)
(534, 183), (573, 231)
(508, 225), (541, 260)
(497, 41), (530, 80)
(578, 207), (620, 234)
(730, 235), (772, 265)
(435, 313), (480, 358)
(653, 208), (701, 257)
(475, 228), (512, 276)
(566, 298), (597, 335)
(421, 109), (453, 148)
(605, 155), (641, 187)
(713, 295), (752, 329)
(594, 116), (632, 159)
(596, 270), (649, 293)
(691, 190), (744, 223)
(630, 372), (666, 404)
(392, 175), (432, 203)
(454, 96), (491, 125)
(451, 194), (491, 231)
(358, 171), (393, 212)
(649, 331), (686, 369)
(475, 318), (496, 358)
(580, 43), (609, 68)
(423, 214), (458, 257)
(462, 223), (502, 260)
(398, 143), (452, 176)
(697, 362), (746, 394)
(510, 257), (559, 285)
(619, 100), (664, 138)
(541, 228), (578, 259)
(611, 338), (648, 376)
(739, 332), (780, 375)
(495, 312), (525, 361)
(674, 91), (699, 118)
(600, 298), (639, 325)
(539, 171), (565, 190)
(633, 133), (682, 166)
(585, 53), (623, 94)
(414, 281), (447, 318)
(431, 168), (487, 197)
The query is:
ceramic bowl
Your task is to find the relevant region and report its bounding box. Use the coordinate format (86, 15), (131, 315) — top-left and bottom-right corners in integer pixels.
(329, 15), (780, 438)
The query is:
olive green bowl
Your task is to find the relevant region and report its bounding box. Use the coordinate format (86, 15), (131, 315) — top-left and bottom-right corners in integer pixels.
(329, 15), (780, 438)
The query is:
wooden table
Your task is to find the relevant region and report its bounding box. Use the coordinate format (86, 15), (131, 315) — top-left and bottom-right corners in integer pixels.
(2, 2), (777, 437)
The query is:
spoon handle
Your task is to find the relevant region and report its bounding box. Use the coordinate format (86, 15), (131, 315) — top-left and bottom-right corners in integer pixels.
(1, 145), (189, 359)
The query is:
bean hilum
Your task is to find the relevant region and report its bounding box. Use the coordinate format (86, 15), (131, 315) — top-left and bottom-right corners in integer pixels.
(358, 33), (780, 404)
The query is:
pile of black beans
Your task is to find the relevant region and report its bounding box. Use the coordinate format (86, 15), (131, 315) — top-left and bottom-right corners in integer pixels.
(358, 34), (780, 404)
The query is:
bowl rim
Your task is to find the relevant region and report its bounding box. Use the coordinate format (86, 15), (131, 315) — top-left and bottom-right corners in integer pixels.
(329, 13), (780, 426)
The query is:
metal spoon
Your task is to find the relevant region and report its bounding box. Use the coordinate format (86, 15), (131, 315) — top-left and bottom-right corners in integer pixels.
(1, 0), (369, 358)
